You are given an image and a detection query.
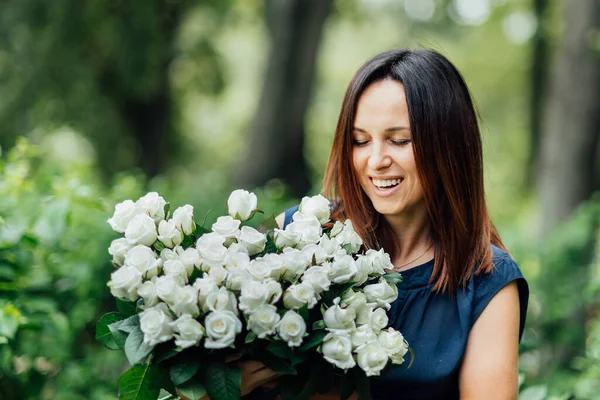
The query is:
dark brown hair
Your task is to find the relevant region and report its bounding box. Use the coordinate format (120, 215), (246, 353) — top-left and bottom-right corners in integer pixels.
(323, 49), (506, 294)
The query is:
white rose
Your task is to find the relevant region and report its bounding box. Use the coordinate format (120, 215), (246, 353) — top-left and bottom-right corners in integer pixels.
(356, 342), (389, 376)
(265, 279), (283, 304)
(363, 279), (398, 309)
(323, 298), (356, 332)
(239, 280), (270, 314)
(319, 235), (342, 258)
(330, 221), (344, 237)
(163, 259), (189, 285)
(277, 310), (306, 347)
(377, 328), (409, 364)
(247, 258), (273, 281)
(160, 246), (182, 262)
(301, 266), (331, 294)
(179, 248), (201, 275)
(263, 253), (283, 280)
(351, 258), (370, 286)
(328, 254), (358, 284)
(212, 216), (241, 243)
(366, 307), (389, 333)
(198, 245), (228, 271)
(124, 245), (162, 279)
(299, 195), (331, 224)
(227, 242), (249, 255)
(225, 267), (251, 291)
(158, 220), (184, 248)
(340, 290), (368, 314)
(365, 249), (394, 274)
(207, 266), (228, 286)
(301, 244), (328, 265)
(169, 285), (200, 317)
(136, 192), (167, 223)
(138, 280), (160, 309)
(139, 303), (174, 346)
(155, 275), (181, 305)
(125, 214), (158, 246)
(108, 238), (133, 266)
(204, 287), (237, 315)
(226, 250), (250, 272)
(321, 332), (356, 370)
(194, 277), (219, 305)
(108, 266), (143, 302)
(227, 189), (258, 222)
(280, 248), (309, 282)
(287, 212), (322, 248)
(351, 324), (377, 349)
(172, 205), (195, 235)
(274, 228), (299, 249)
(335, 220), (363, 253)
(283, 283), (317, 310)
(204, 310), (242, 349)
(237, 226), (266, 256)
(247, 304), (281, 339)
(171, 314), (204, 349)
(108, 200), (139, 233)
(196, 232), (226, 248)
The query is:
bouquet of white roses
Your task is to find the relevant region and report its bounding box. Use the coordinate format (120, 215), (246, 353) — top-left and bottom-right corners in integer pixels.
(97, 190), (409, 400)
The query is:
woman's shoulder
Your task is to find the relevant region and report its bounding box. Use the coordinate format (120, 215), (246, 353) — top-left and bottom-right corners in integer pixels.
(472, 244), (529, 340)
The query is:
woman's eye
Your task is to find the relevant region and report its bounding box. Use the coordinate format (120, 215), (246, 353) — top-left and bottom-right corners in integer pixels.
(353, 140), (368, 147)
(392, 139), (411, 146)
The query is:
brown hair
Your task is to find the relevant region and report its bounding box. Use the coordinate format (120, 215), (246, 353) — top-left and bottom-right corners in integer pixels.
(323, 49), (506, 294)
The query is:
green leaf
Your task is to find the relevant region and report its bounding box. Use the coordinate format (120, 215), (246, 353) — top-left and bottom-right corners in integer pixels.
(117, 299), (138, 317)
(383, 272), (403, 285)
(260, 352), (297, 375)
(266, 340), (295, 359)
(109, 322), (129, 349)
(297, 305), (309, 322)
(164, 203), (171, 220)
(299, 330), (327, 352)
(96, 312), (126, 350)
(257, 216), (278, 233)
(312, 320), (325, 330)
(124, 326), (154, 366)
(118, 363), (160, 400)
(177, 380), (207, 400)
(116, 315), (140, 333)
(353, 369), (370, 400)
(205, 362), (241, 400)
(153, 241), (166, 252)
(339, 374), (354, 400)
(245, 331), (257, 344)
(169, 361), (201, 386)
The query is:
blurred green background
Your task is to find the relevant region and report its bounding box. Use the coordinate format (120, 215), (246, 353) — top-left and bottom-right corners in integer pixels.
(0, 0), (599, 399)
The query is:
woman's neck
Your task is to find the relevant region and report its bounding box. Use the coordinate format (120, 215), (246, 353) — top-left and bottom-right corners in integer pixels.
(385, 205), (433, 270)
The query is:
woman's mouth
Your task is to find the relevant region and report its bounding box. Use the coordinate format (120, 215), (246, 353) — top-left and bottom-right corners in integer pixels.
(370, 178), (403, 197)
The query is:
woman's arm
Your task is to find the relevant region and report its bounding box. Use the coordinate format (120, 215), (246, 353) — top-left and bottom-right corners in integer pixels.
(459, 281), (520, 399)
(275, 213), (285, 230)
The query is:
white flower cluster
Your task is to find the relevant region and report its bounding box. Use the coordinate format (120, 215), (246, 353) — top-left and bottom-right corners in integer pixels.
(106, 190), (408, 377)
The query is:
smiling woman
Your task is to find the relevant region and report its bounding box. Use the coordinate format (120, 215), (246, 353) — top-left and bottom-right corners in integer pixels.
(312, 49), (529, 399)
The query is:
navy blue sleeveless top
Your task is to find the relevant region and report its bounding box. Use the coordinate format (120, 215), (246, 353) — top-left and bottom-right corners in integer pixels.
(283, 205), (529, 400)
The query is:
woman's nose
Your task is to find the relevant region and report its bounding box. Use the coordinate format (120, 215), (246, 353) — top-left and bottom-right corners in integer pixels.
(368, 144), (392, 170)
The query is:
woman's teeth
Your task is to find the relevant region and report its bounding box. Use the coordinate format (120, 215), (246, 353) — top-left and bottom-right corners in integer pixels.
(372, 178), (401, 188)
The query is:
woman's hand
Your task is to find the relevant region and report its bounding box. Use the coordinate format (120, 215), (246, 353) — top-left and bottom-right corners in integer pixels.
(237, 359), (280, 396)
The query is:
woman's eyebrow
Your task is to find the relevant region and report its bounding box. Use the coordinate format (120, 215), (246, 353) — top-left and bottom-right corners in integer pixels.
(352, 126), (410, 132)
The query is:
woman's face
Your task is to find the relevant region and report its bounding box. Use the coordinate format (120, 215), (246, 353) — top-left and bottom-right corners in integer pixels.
(351, 79), (425, 220)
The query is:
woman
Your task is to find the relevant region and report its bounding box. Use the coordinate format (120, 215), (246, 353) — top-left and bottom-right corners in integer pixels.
(276, 49), (529, 399)
(195, 49), (528, 400)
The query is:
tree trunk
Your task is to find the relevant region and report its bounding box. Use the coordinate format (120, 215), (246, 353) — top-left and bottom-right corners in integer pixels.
(536, 0), (600, 374)
(236, 0), (332, 198)
(527, 0), (549, 185)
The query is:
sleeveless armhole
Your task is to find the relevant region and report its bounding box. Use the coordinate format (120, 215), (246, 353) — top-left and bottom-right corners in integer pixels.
(472, 256), (529, 341)
(282, 204), (299, 229)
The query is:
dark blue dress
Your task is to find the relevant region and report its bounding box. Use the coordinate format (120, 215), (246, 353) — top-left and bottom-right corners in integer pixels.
(283, 205), (529, 400)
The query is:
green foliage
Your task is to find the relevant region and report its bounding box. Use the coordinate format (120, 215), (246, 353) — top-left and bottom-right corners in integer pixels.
(118, 363), (160, 400)
(0, 139), (144, 399)
(204, 362), (241, 400)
